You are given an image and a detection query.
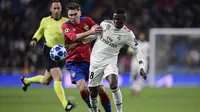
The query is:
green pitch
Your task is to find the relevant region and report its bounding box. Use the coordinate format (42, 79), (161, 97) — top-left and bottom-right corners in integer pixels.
(0, 87), (200, 112)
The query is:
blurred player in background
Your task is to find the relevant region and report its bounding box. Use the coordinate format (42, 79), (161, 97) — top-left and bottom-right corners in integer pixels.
(20, 0), (77, 111)
(62, 3), (111, 112)
(128, 32), (149, 95)
(88, 9), (147, 112)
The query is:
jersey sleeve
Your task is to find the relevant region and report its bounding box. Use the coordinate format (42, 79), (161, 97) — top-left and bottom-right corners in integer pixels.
(100, 20), (113, 31)
(33, 18), (45, 41)
(100, 21), (107, 28)
(85, 17), (96, 27)
(127, 31), (145, 69)
(126, 31), (138, 50)
(61, 23), (76, 42)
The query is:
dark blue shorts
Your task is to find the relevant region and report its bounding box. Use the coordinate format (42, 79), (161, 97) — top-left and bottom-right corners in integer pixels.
(66, 61), (90, 84)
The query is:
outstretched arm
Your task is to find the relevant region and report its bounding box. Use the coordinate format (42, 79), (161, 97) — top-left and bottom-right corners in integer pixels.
(62, 24), (102, 42)
(66, 35), (97, 51)
(134, 47), (147, 80)
(127, 31), (147, 80)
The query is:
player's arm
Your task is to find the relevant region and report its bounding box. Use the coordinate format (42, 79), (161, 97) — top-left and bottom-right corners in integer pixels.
(62, 23), (101, 42)
(66, 35), (97, 51)
(65, 42), (82, 51)
(76, 25), (101, 41)
(81, 35), (97, 44)
(30, 18), (45, 47)
(79, 17), (102, 43)
(73, 17), (101, 42)
(127, 31), (147, 80)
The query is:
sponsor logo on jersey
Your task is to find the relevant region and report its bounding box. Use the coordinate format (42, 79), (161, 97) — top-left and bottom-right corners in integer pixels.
(106, 24), (111, 30)
(100, 36), (117, 48)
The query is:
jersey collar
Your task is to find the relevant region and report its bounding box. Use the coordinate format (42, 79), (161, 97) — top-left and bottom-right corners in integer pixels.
(51, 16), (62, 21)
(114, 25), (125, 31)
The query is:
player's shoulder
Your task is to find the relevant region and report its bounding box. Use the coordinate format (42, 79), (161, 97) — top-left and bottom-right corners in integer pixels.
(101, 20), (113, 25)
(80, 16), (94, 23)
(63, 19), (71, 25)
(61, 19), (71, 29)
(122, 26), (135, 38)
(41, 16), (51, 21)
(39, 16), (51, 24)
(122, 26), (132, 33)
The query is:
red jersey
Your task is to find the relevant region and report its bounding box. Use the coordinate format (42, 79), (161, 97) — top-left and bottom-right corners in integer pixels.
(61, 16), (96, 62)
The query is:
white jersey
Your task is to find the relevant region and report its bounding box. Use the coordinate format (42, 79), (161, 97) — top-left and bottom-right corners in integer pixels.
(131, 40), (149, 74)
(90, 20), (138, 67)
(133, 41), (149, 59)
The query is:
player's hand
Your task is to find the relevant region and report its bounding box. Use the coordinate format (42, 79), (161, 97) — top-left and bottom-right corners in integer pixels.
(29, 40), (37, 48)
(65, 44), (76, 51)
(65, 43), (82, 51)
(90, 24), (103, 34)
(140, 68), (147, 80)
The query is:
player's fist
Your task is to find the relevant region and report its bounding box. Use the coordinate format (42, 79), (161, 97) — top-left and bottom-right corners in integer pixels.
(29, 40), (37, 48)
(90, 24), (103, 34)
(140, 68), (147, 80)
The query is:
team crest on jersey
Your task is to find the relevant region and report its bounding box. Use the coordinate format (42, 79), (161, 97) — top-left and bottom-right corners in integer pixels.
(106, 24), (111, 30)
(71, 72), (76, 77)
(84, 24), (89, 31)
(65, 28), (70, 32)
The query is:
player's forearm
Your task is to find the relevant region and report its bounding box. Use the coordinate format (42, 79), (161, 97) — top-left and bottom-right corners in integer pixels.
(135, 47), (145, 69)
(81, 35), (97, 44)
(66, 42), (83, 51)
(75, 30), (93, 42)
(33, 34), (42, 42)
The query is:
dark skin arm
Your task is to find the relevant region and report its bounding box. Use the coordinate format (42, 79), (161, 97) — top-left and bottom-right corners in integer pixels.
(140, 68), (147, 80)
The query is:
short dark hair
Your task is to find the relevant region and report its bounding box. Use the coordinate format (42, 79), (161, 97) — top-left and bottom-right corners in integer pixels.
(51, 0), (60, 4)
(114, 8), (125, 15)
(50, 0), (61, 7)
(66, 2), (81, 11)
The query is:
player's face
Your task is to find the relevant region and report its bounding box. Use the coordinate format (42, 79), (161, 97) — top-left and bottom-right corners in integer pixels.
(50, 2), (62, 19)
(139, 33), (146, 41)
(113, 13), (125, 29)
(68, 9), (81, 25)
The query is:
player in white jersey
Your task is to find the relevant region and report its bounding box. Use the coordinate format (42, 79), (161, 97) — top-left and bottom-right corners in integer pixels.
(88, 9), (147, 112)
(128, 32), (149, 95)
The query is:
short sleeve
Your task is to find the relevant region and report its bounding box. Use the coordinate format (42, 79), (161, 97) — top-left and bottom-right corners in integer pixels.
(126, 31), (138, 50)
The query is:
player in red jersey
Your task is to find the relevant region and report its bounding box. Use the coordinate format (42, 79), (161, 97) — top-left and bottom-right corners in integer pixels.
(61, 3), (112, 112)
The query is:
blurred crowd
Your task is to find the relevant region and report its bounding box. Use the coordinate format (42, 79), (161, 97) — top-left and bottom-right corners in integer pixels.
(0, 0), (200, 74)
(169, 36), (200, 73)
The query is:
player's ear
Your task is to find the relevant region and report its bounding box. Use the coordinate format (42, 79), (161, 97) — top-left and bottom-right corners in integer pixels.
(79, 10), (82, 16)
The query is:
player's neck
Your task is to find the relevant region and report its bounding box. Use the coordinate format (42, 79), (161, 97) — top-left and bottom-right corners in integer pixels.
(115, 27), (122, 30)
(71, 21), (80, 25)
(51, 15), (62, 21)
(114, 25), (124, 30)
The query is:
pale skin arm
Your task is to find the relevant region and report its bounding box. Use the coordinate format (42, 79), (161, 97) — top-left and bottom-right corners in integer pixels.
(75, 24), (102, 42)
